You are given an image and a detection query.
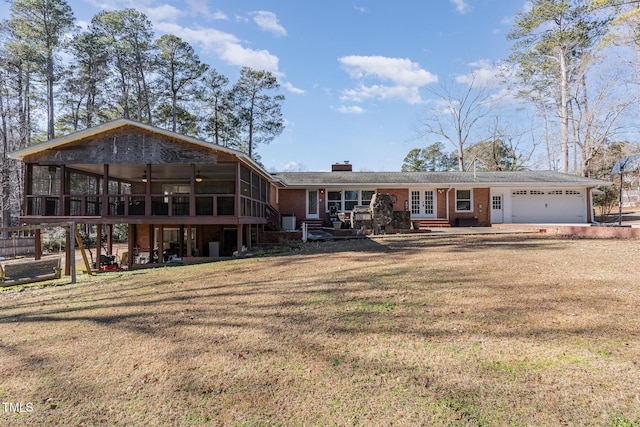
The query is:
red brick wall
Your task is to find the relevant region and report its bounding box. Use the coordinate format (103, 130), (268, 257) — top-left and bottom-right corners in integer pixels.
(447, 187), (491, 226)
(378, 188), (410, 212)
(278, 189), (307, 228)
(436, 188), (448, 218)
(493, 223), (640, 239)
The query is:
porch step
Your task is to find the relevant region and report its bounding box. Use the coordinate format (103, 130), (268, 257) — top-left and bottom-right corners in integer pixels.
(417, 219), (451, 228)
(302, 220), (324, 230)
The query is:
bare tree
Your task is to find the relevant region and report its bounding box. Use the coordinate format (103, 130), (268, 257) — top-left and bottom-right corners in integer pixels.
(417, 73), (495, 171)
(570, 53), (636, 176)
(507, 0), (607, 173)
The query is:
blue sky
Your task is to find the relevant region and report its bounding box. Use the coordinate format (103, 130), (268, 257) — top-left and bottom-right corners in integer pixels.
(2, 0), (530, 171)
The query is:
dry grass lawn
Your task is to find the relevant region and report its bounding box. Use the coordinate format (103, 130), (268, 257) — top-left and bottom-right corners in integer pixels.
(1, 234), (639, 426)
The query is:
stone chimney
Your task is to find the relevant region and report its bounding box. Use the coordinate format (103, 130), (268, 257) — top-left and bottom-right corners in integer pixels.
(332, 161), (352, 172)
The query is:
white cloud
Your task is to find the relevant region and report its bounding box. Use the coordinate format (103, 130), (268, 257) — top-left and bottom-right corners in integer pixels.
(281, 162), (308, 172)
(282, 81), (305, 95)
(337, 105), (365, 114)
(211, 10), (228, 20)
(251, 11), (287, 37)
(144, 4), (184, 22)
(338, 55), (437, 104)
(340, 55), (437, 87)
(183, 0), (227, 20)
(450, 0), (471, 14)
(341, 84), (424, 105)
(156, 22), (280, 72)
(455, 60), (504, 88)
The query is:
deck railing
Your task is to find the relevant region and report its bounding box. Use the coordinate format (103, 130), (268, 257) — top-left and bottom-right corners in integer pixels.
(25, 194), (269, 219)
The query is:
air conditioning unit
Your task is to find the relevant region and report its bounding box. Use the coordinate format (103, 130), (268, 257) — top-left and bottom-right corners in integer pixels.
(282, 215), (296, 231)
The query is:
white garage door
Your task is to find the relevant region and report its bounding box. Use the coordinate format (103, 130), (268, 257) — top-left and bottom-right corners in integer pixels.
(511, 189), (585, 223)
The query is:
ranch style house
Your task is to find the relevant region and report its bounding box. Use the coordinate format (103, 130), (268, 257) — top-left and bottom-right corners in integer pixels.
(10, 119), (606, 270)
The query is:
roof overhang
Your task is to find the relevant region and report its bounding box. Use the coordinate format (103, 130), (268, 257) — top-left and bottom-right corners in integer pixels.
(9, 119), (273, 181)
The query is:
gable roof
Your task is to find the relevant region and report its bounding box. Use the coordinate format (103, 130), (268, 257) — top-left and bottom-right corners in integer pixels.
(9, 119), (272, 178)
(273, 170), (609, 188)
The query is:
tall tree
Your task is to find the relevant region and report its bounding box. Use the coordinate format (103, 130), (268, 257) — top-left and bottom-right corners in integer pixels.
(90, 9), (154, 122)
(591, 0), (640, 114)
(507, 0), (606, 173)
(57, 31), (110, 132)
(8, 0), (75, 141)
(417, 73), (495, 171)
(231, 67), (284, 159)
(570, 53), (634, 176)
(154, 34), (208, 132)
(401, 142), (457, 172)
(465, 118), (535, 171)
(200, 69), (237, 147)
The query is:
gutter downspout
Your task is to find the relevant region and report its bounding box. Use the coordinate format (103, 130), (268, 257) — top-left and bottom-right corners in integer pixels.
(446, 186), (453, 223)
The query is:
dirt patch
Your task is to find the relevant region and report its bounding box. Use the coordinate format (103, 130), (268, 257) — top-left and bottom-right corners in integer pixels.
(0, 234), (638, 426)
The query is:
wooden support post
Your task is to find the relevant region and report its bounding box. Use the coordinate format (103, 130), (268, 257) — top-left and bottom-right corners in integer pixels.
(190, 164), (196, 217)
(127, 224), (134, 269)
(158, 224), (164, 263)
(237, 224), (243, 255)
(186, 225), (193, 257)
(23, 164), (31, 218)
(59, 165), (66, 215)
(102, 164), (109, 217)
(145, 164), (152, 217)
(70, 223), (76, 283)
(179, 225), (184, 258)
(106, 224), (113, 255)
(96, 223), (102, 270)
(74, 224), (94, 275)
(34, 228), (42, 260)
(148, 224), (155, 263)
(65, 228), (71, 276)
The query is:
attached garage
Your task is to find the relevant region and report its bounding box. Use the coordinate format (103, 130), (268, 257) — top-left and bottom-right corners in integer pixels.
(511, 189), (586, 223)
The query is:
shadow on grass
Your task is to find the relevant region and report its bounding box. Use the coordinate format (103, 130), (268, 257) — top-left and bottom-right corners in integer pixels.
(0, 233), (637, 425)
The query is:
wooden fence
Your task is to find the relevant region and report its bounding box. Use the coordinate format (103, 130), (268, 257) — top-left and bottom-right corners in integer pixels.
(0, 235), (35, 258)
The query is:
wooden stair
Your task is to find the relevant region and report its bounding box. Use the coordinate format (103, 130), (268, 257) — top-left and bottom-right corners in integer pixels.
(302, 220), (324, 230)
(416, 218), (451, 229)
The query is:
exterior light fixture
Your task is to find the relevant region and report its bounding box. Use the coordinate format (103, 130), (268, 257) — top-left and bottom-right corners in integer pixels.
(195, 171), (203, 183)
(141, 172), (148, 183)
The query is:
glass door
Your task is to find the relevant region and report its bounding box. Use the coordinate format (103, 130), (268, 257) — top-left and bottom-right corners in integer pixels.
(410, 189), (436, 218)
(307, 190), (319, 219)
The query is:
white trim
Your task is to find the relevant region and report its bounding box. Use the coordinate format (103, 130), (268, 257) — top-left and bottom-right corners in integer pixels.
(455, 189), (473, 212)
(306, 190), (319, 219)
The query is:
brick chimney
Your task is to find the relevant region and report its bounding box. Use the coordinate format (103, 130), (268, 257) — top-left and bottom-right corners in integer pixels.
(332, 161), (352, 172)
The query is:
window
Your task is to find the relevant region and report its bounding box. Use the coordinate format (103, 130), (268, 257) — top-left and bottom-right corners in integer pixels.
(566, 190), (581, 195)
(326, 189), (376, 212)
(492, 195), (502, 210)
(361, 190), (375, 206)
(344, 190), (359, 211)
(307, 190), (318, 217)
(530, 190), (545, 195)
(456, 189), (472, 211)
(411, 191), (420, 215)
(328, 191), (342, 211)
(424, 191), (434, 215)
(549, 190), (563, 195)
(163, 184), (190, 195)
(512, 190), (527, 195)
(31, 165), (61, 195)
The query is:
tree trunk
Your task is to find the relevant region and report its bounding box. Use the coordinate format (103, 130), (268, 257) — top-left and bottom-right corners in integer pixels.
(47, 52), (55, 140)
(559, 48), (570, 173)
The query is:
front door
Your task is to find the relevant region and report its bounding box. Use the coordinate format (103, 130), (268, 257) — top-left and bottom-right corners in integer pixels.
(491, 193), (504, 224)
(307, 190), (319, 219)
(410, 190), (436, 218)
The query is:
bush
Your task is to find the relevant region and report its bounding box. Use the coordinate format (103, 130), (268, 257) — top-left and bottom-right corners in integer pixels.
(593, 186), (619, 223)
